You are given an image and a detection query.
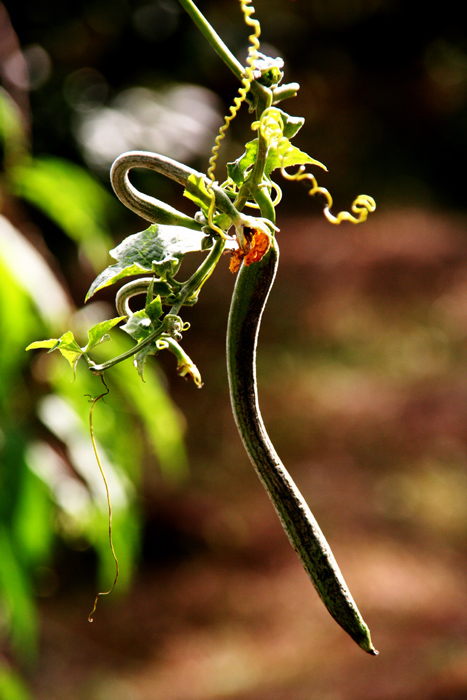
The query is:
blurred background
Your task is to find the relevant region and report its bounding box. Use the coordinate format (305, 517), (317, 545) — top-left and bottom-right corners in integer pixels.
(1, 0), (467, 698)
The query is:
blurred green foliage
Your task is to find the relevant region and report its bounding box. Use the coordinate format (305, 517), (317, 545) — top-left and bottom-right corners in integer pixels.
(1, 67), (187, 697)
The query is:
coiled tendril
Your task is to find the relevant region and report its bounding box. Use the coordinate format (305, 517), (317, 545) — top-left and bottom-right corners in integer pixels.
(281, 162), (376, 224)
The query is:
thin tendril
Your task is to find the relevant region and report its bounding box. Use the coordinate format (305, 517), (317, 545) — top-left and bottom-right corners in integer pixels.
(281, 160), (376, 224)
(87, 375), (119, 623)
(205, 0), (261, 236)
(242, 179), (282, 210)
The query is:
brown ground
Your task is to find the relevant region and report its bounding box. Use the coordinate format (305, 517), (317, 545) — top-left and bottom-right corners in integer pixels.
(32, 208), (467, 700)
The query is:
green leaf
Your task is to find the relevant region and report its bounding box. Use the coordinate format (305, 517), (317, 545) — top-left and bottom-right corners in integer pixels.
(120, 309), (159, 343)
(119, 307), (165, 379)
(27, 331), (83, 376)
(86, 263), (152, 301)
(85, 317), (126, 352)
(227, 111), (322, 188)
(275, 109), (305, 139)
(26, 321), (126, 375)
(146, 295), (163, 323)
(184, 173), (212, 213)
(265, 137), (327, 175)
(227, 140), (258, 187)
(26, 339), (59, 351)
(86, 223), (208, 301)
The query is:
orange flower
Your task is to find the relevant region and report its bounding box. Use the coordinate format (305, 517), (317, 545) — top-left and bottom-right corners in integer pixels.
(229, 229), (271, 274)
(244, 230), (270, 266)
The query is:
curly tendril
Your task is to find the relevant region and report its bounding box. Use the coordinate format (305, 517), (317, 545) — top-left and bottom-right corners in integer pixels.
(281, 161), (376, 225)
(205, 0), (261, 237)
(242, 178), (283, 210)
(253, 106), (285, 146)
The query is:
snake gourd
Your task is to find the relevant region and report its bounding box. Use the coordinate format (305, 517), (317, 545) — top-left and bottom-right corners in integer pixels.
(226, 237), (377, 655)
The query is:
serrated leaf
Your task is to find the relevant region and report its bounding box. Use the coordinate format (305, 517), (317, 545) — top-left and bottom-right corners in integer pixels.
(119, 310), (163, 380)
(85, 317), (126, 352)
(86, 224), (208, 300)
(227, 115), (323, 187)
(86, 263), (148, 301)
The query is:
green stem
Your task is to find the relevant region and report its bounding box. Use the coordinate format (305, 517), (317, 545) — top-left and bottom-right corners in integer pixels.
(254, 185), (276, 224)
(235, 90), (273, 209)
(177, 0), (269, 103)
(178, 0), (244, 80)
(88, 328), (165, 374)
(169, 236), (226, 315)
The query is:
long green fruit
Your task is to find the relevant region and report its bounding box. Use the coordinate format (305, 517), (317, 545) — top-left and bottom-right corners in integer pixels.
(226, 237), (377, 655)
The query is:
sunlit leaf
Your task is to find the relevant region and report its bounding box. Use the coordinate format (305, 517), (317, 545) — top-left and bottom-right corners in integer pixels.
(275, 108), (305, 139)
(228, 116), (323, 188)
(85, 317), (126, 352)
(266, 137), (327, 174)
(27, 331), (83, 376)
(184, 173), (212, 212)
(26, 339), (60, 351)
(86, 223), (208, 301)
(86, 263), (155, 301)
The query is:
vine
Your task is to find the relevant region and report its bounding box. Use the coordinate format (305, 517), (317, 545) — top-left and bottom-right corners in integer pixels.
(28, 0), (377, 654)
(86, 377), (119, 622)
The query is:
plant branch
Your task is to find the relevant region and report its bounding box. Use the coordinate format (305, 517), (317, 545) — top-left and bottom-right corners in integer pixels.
(177, 0), (269, 103)
(178, 0), (244, 79)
